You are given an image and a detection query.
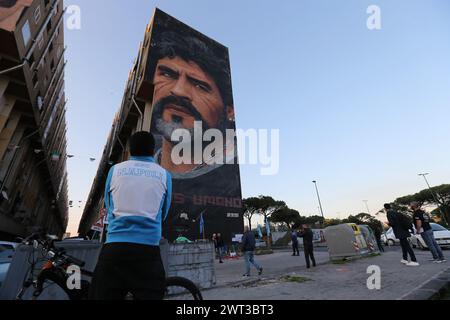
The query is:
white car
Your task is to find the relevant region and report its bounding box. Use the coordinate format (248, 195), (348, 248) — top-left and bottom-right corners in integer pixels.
(0, 241), (18, 288)
(381, 228), (400, 246)
(410, 223), (450, 250)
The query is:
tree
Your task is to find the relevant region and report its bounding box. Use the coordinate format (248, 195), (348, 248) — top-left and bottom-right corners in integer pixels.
(242, 197), (261, 231)
(395, 184), (450, 226)
(343, 213), (384, 234)
(323, 218), (343, 228)
(256, 196), (286, 223)
(245, 195), (286, 248)
(271, 206), (301, 230)
(304, 215), (325, 227)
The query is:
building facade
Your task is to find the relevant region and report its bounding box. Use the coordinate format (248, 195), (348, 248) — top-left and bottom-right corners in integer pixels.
(0, 0), (68, 239)
(79, 9), (243, 243)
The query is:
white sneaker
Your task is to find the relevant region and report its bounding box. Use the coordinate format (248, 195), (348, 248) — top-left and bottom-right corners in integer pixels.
(406, 261), (420, 266)
(400, 259), (409, 264)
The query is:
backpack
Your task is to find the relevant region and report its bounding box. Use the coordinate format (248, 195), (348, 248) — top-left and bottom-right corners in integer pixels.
(398, 213), (413, 230)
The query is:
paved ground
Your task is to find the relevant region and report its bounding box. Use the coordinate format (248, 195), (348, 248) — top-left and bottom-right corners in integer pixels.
(200, 247), (450, 300)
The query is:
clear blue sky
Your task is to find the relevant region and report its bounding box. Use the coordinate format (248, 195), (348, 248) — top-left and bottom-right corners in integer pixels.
(64, 0), (450, 234)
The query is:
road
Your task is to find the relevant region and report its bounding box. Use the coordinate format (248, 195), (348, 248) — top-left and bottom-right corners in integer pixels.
(199, 247), (450, 300)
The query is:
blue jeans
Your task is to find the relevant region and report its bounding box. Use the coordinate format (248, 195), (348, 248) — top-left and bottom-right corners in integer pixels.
(244, 251), (261, 275)
(421, 229), (444, 260)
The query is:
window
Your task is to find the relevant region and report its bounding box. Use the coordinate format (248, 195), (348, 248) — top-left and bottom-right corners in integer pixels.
(37, 33), (44, 50)
(34, 6), (41, 24)
(0, 244), (15, 261)
(22, 21), (31, 46)
(37, 94), (43, 111)
(49, 41), (53, 53)
(44, 0), (50, 7)
(431, 223), (447, 232)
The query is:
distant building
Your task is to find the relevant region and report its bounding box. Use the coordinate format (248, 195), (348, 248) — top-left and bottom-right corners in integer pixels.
(0, 0), (68, 240)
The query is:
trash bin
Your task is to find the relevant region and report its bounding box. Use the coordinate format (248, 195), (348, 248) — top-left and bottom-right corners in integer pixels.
(323, 223), (369, 260)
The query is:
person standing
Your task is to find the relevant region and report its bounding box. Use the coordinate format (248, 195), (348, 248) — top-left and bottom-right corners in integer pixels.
(385, 203), (419, 266)
(89, 132), (172, 300)
(291, 229), (299, 256)
(411, 202), (446, 263)
(216, 233), (225, 263)
(373, 221), (385, 252)
(298, 224), (316, 269)
(212, 233), (218, 257)
(241, 226), (263, 277)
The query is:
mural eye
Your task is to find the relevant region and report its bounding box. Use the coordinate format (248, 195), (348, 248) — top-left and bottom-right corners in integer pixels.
(172, 115), (183, 123)
(196, 84), (209, 92)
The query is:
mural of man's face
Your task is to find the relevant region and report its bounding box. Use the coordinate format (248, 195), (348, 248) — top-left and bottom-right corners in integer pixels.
(0, 0), (31, 23)
(153, 57), (233, 135)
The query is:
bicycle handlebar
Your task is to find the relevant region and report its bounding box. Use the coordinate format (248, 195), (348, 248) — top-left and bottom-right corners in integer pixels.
(22, 232), (86, 267)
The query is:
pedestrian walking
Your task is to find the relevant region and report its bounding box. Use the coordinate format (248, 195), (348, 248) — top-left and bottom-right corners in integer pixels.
(298, 224), (316, 269)
(385, 203), (419, 266)
(241, 226), (263, 277)
(411, 202), (446, 263)
(291, 229), (299, 256)
(216, 233), (225, 263)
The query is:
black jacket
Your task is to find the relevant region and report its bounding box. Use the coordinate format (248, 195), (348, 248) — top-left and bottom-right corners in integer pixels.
(216, 236), (225, 248)
(241, 231), (256, 252)
(386, 210), (411, 239)
(298, 228), (314, 247)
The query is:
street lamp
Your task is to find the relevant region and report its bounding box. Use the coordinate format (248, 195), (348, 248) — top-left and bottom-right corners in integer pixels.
(418, 173), (448, 226)
(312, 180), (325, 220)
(363, 200), (371, 215)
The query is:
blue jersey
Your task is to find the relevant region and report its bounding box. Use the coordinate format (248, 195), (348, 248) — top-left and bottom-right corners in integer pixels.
(104, 156), (172, 246)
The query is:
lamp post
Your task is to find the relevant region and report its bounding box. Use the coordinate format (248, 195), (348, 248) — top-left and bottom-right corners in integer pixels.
(312, 180), (325, 222)
(418, 173), (448, 226)
(363, 200), (370, 214)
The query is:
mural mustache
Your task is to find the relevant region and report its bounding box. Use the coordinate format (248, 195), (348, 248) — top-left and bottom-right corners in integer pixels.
(152, 94), (227, 152)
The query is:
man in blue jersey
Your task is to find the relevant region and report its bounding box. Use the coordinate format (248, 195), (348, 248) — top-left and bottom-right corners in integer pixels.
(89, 131), (172, 300)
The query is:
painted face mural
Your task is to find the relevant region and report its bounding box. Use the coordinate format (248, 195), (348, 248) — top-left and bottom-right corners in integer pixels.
(0, 0), (32, 29)
(143, 10), (243, 242)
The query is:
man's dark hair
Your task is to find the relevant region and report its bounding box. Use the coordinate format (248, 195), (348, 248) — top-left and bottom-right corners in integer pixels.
(153, 31), (233, 106)
(384, 203), (391, 210)
(0, 0), (17, 8)
(129, 131), (155, 157)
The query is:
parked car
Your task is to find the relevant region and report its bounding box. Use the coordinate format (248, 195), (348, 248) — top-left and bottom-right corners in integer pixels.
(0, 241), (18, 288)
(381, 228), (400, 246)
(410, 223), (450, 250)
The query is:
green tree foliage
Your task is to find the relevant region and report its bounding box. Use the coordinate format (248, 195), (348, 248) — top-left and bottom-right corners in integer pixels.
(395, 184), (450, 226)
(242, 197), (261, 231)
(271, 206), (301, 230)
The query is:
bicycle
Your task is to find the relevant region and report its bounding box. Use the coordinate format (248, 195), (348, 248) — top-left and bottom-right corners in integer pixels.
(15, 232), (203, 300)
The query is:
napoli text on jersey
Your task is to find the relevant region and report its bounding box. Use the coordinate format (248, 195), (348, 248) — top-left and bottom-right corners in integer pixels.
(104, 156), (172, 246)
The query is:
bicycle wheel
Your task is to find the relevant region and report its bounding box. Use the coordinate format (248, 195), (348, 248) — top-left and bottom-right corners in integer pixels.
(164, 276), (203, 300)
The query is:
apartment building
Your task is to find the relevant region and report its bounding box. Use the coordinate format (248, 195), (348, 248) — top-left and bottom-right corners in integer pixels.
(0, 0), (68, 239)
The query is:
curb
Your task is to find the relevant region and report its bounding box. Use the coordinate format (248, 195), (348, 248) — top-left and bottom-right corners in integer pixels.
(399, 266), (450, 300)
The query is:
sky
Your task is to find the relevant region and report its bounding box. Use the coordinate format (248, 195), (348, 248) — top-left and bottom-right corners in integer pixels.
(63, 0), (450, 235)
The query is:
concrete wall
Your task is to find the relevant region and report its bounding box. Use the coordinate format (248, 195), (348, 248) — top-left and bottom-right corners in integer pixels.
(0, 240), (215, 300)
